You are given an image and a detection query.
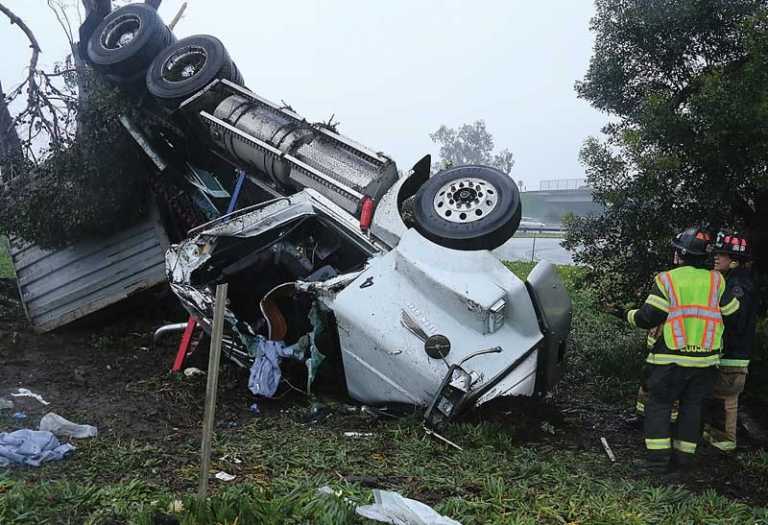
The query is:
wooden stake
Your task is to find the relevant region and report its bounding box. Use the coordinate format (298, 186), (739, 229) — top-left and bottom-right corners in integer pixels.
(197, 282), (228, 499)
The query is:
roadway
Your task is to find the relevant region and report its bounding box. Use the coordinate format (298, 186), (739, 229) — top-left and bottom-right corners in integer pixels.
(494, 236), (574, 265)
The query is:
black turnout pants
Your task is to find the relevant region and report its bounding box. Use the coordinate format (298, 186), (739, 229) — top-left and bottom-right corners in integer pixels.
(644, 364), (718, 466)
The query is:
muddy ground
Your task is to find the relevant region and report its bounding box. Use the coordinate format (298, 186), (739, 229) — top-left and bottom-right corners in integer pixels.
(1, 278), (766, 507)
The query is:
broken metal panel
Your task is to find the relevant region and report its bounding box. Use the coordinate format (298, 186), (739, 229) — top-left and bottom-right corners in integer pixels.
(11, 206), (170, 333)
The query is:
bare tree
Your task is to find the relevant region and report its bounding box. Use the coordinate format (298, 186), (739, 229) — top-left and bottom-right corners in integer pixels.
(0, 3), (84, 162)
(0, 81), (22, 188)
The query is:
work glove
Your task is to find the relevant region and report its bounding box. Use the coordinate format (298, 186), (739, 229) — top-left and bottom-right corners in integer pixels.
(603, 303), (626, 320)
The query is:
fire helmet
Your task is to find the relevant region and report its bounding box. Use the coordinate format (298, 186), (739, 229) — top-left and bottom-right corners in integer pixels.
(671, 226), (711, 256)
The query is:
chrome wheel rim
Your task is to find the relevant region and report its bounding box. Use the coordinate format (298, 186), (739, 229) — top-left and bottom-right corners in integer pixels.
(433, 177), (498, 223)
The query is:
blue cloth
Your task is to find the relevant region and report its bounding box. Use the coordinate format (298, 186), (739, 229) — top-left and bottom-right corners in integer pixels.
(247, 335), (306, 397)
(0, 429), (75, 467)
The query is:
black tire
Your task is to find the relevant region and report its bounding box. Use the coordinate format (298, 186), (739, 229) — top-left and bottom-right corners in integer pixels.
(413, 165), (521, 250)
(87, 4), (175, 79)
(146, 35), (245, 109)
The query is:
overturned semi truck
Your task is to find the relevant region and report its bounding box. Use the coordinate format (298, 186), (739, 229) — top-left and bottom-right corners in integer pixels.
(78, 2), (572, 424)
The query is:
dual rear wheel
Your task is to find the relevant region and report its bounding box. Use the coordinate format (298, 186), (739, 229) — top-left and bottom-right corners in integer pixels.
(87, 4), (243, 108)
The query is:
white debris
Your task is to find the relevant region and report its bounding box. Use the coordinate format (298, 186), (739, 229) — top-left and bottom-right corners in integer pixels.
(183, 367), (206, 377)
(11, 388), (50, 406)
(356, 489), (462, 525)
(39, 413), (98, 439)
(215, 471), (236, 482)
(343, 432), (374, 438)
(600, 436), (616, 463)
(167, 500), (185, 513)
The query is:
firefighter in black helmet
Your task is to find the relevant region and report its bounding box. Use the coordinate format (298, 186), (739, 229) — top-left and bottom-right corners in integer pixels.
(619, 226), (740, 472)
(704, 231), (757, 452)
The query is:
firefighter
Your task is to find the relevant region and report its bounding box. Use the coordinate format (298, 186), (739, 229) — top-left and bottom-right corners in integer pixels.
(621, 226), (740, 472)
(704, 231), (757, 452)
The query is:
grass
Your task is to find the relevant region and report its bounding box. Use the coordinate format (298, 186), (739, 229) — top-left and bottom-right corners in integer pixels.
(1, 262), (766, 523)
(0, 237), (14, 278)
(2, 412), (767, 524)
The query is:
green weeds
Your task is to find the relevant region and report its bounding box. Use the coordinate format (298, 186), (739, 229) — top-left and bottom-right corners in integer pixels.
(3, 413), (767, 524)
(0, 237), (14, 278)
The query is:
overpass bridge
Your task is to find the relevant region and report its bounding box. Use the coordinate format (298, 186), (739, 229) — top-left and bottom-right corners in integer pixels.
(520, 188), (602, 226)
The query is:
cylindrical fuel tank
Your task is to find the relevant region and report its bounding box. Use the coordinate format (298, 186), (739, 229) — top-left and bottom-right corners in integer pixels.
(205, 85), (399, 215)
(213, 95), (313, 187)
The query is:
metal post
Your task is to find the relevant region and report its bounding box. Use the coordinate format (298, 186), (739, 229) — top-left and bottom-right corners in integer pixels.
(226, 171), (247, 214)
(197, 283), (228, 499)
(530, 232), (537, 263)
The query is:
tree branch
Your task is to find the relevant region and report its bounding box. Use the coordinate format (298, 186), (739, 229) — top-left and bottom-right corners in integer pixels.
(0, 3), (43, 111)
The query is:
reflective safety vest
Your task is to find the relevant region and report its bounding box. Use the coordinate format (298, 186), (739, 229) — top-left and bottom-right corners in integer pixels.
(649, 267), (726, 367)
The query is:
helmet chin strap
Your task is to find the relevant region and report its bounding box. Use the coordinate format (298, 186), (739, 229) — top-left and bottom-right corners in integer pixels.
(729, 260), (740, 270)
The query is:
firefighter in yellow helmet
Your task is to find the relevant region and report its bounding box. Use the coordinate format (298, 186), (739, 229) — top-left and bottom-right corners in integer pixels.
(621, 227), (740, 473)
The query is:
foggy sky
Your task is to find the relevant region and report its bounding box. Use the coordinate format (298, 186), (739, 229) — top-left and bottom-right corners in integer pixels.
(0, 1), (606, 190)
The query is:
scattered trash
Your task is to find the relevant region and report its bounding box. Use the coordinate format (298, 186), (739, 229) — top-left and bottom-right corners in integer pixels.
(219, 454), (242, 465)
(344, 432), (374, 438)
(318, 484), (358, 507)
(356, 489), (462, 525)
(167, 500), (185, 513)
(247, 335), (308, 398)
(214, 471), (236, 482)
(39, 413), (97, 439)
(10, 388), (50, 406)
(0, 398), (13, 411)
(600, 436), (616, 463)
(183, 367), (206, 377)
(318, 485), (340, 497)
(12, 412), (27, 421)
(249, 403), (261, 416)
(0, 429), (75, 467)
(424, 427), (463, 451)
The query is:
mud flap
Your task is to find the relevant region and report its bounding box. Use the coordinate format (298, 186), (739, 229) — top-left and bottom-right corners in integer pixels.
(525, 262), (572, 395)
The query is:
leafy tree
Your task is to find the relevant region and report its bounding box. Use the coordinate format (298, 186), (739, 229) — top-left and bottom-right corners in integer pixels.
(430, 120), (515, 174)
(565, 0), (768, 303)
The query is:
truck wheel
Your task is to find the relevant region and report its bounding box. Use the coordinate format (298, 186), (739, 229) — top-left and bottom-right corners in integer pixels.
(413, 165), (521, 251)
(87, 4), (175, 79)
(146, 35), (244, 108)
